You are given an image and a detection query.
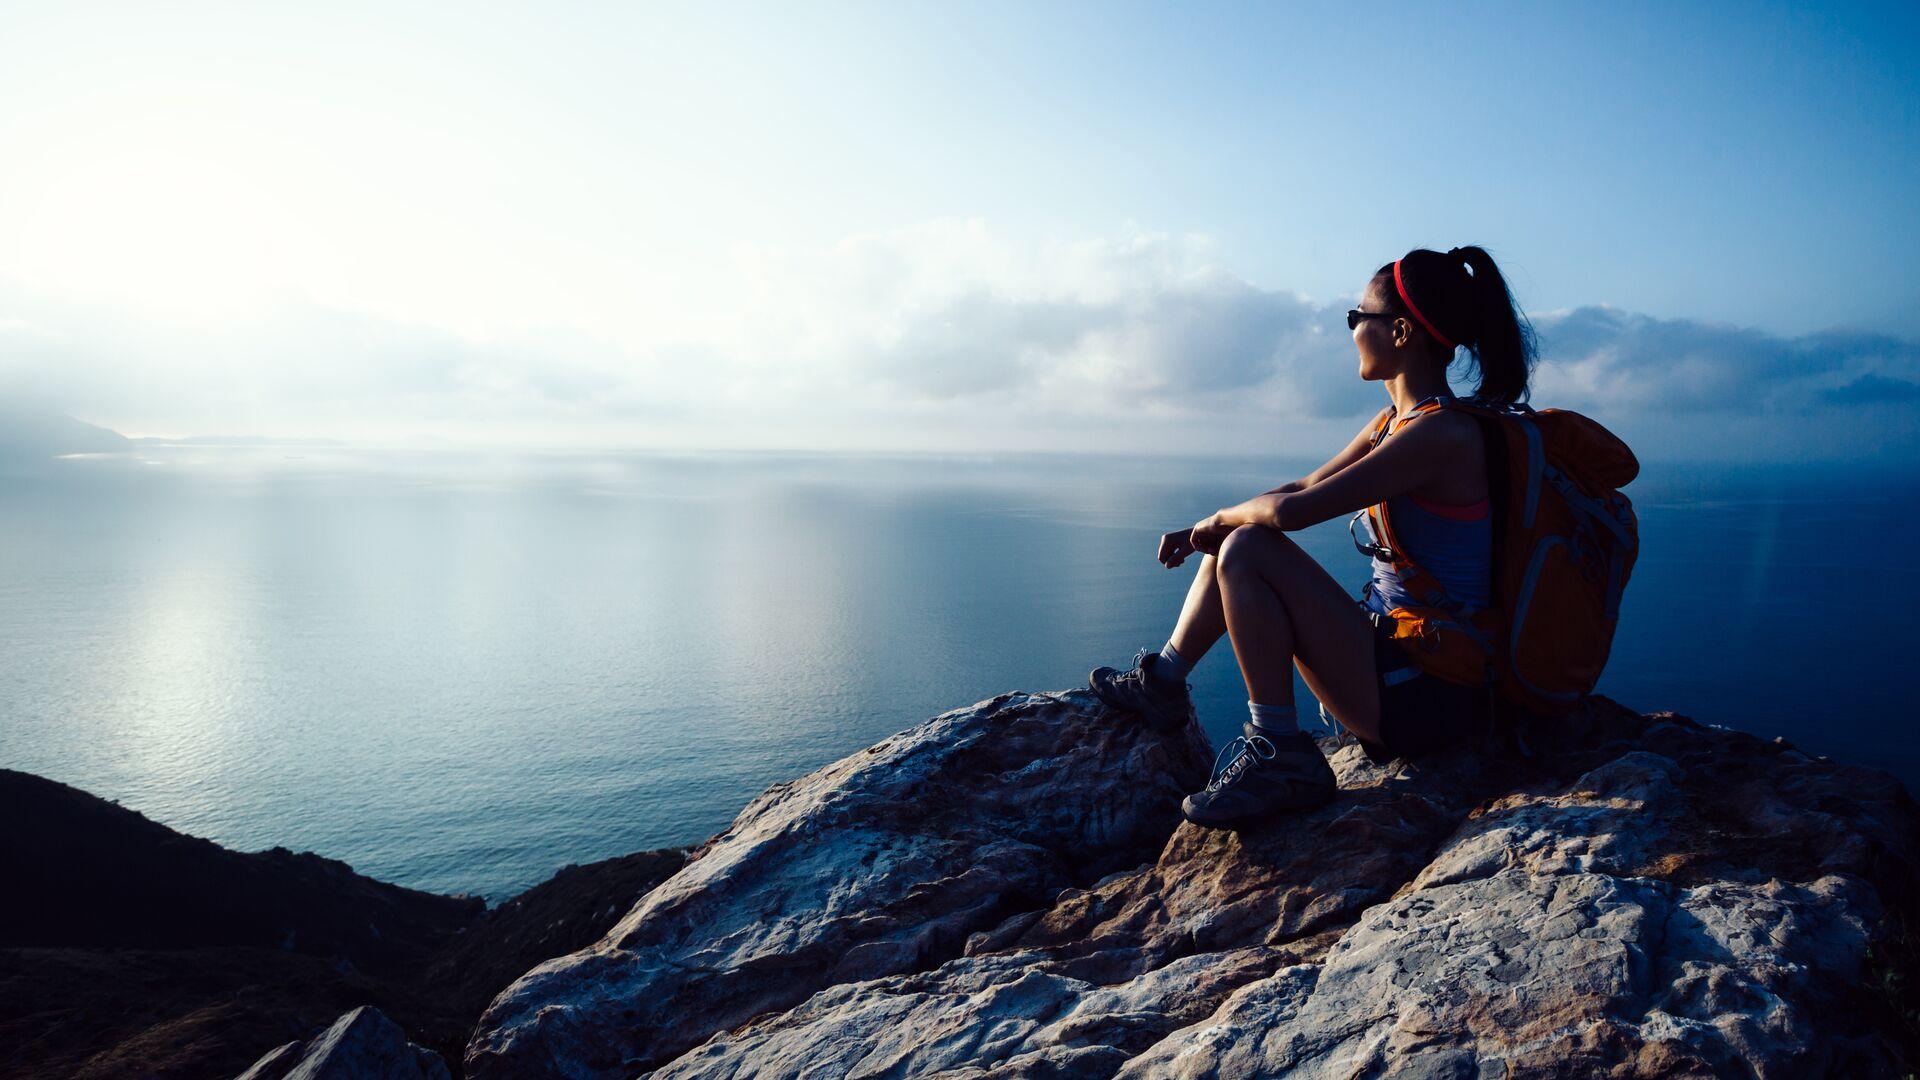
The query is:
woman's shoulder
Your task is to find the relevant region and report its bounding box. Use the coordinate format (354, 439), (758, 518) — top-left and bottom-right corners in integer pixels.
(1399, 408), (1489, 503)
(1395, 405), (1481, 448)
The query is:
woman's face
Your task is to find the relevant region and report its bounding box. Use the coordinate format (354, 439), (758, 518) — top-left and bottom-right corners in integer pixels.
(1352, 276), (1407, 382)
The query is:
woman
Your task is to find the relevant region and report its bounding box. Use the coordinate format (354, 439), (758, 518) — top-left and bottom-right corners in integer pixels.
(1089, 245), (1537, 828)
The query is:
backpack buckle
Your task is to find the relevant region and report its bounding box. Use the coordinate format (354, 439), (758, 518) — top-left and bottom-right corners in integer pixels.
(1348, 510), (1396, 562)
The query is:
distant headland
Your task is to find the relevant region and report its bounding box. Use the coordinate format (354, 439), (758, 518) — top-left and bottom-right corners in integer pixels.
(0, 410), (345, 466)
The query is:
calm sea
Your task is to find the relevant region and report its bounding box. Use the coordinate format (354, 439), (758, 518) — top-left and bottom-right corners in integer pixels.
(2, 448), (1909, 901)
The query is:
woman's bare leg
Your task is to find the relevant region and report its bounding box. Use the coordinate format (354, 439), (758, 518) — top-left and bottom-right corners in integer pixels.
(1213, 525), (1383, 744)
(1165, 554), (1229, 664)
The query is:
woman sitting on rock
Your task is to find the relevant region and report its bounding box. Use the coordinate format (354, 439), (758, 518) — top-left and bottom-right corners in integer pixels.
(1090, 246), (1536, 828)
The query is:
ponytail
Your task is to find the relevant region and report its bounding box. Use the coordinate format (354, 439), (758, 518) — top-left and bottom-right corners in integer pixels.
(1454, 246), (1536, 406)
(1375, 245), (1537, 406)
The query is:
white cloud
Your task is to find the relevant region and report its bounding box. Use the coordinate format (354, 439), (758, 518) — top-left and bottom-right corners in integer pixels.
(1528, 305), (1920, 413)
(2, 221), (1915, 459)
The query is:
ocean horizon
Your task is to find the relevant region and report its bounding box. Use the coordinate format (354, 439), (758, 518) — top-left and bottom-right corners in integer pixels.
(4, 446), (1911, 902)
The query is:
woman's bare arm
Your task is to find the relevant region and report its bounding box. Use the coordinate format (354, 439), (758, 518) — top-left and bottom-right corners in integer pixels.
(1205, 410), (1470, 533)
(1258, 406), (1392, 495)
(1168, 407), (1400, 565)
(1172, 408), (1397, 562)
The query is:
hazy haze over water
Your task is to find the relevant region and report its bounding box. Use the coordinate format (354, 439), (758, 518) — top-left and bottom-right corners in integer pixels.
(1, 449), (1909, 900)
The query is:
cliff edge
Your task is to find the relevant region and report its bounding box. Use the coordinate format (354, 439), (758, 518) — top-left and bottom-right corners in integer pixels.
(440, 689), (1920, 1078)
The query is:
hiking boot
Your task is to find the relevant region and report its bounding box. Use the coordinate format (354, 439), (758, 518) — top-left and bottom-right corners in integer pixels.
(1088, 648), (1195, 733)
(1181, 726), (1337, 827)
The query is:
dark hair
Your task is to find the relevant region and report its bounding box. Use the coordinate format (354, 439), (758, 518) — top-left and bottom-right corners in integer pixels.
(1373, 246), (1536, 406)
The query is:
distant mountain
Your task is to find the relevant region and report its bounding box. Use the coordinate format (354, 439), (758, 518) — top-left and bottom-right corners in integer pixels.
(131, 434), (348, 447)
(0, 413), (352, 462)
(0, 409), (131, 460)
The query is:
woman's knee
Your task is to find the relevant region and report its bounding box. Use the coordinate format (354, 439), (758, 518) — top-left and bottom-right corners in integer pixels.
(1216, 524), (1294, 577)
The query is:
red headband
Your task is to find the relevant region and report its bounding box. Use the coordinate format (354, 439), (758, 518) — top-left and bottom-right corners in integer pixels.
(1393, 259), (1456, 351)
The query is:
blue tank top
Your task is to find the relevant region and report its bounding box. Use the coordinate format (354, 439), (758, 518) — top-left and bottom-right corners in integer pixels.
(1359, 399), (1494, 616)
(1360, 494), (1493, 616)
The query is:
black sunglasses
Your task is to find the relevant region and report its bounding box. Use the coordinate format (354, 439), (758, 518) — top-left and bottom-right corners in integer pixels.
(1346, 309), (1399, 331)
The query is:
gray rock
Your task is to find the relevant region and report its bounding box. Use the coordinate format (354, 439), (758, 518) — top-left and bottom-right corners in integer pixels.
(1118, 748), (1904, 1079)
(651, 946), (1275, 1079)
(465, 689), (1211, 1078)
(464, 691), (1920, 1078)
(235, 1006), (450, 1080)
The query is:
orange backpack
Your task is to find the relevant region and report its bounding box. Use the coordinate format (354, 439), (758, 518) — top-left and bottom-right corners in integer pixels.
(1357, 397), (1640, 717)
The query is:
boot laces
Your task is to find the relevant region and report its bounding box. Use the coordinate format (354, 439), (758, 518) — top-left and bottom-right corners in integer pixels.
(1208, 733), (1278, 791)
(1119, 647), (1187, 696)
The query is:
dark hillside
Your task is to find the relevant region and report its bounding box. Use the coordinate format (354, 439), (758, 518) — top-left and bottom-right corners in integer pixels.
(0, 769), (688, 1079)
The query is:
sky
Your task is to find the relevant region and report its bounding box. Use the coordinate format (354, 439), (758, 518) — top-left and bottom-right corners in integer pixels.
(0, 0), (1916, 460)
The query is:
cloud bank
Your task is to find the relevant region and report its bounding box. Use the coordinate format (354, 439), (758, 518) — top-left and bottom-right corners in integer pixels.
(2, 221), (1914, 461)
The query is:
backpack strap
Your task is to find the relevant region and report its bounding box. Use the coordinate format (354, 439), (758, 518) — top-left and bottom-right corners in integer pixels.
(1366, 503), (1461, 611)
(1365, 406), (1394, 449)
(1366, 393), (1453, 450)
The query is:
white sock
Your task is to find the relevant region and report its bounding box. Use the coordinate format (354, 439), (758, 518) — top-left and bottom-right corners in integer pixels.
(1154, 642), (1193, 684)
(1247, 701), (1298, 736)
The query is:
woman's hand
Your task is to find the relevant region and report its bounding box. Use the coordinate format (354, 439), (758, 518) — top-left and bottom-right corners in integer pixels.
(1158, 529), (1198, 568)
(1162, 494), (1284, 567)
(1188, 512), (1236, 557)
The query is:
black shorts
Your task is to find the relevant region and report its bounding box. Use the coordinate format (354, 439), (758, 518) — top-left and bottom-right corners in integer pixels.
(1355, 599), (1491, 764)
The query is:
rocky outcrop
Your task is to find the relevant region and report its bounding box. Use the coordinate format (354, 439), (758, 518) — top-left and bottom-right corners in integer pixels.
(468, 690), (1920, 1078)
(423, 849), (693, 1032)
(12, 685), (1917, 1077)
(1114, 749), (1901, 1077)
(236, 1006), (449, 1080)
(465, 690), (1214, 1077)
